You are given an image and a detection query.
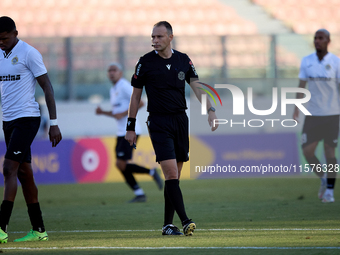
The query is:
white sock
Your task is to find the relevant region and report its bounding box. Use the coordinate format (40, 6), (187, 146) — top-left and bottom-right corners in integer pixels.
(134, 188), (145, 196)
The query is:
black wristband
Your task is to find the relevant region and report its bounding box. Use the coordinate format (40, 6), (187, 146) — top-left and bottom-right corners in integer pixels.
(126, 118), (136, 131)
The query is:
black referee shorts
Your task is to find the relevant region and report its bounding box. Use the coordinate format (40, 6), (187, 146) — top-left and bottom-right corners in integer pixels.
(3, 117), (40, 163)
(147, 112), (189, 163)
(115, 135), (139, 160)
(302, 115), (339, 148)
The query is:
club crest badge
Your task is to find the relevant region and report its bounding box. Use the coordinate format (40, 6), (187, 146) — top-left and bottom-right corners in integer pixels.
(325, 64), (331, 70)
(178, 71), (185, 80)
(11, 56), (19, 65)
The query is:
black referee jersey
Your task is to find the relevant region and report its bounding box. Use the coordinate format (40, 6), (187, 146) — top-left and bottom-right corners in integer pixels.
(131, 50), (199, 114)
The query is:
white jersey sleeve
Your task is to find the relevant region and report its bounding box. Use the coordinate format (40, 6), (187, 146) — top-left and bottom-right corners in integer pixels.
(122, 81), (133, 101)
(299, 53), (340, 116)
(298, 57), (308, 81)
(0, 40), (43, 121)
(337, 58), (340, 80)
(111, 78), (142, 136)
(26, 48), (47, 78)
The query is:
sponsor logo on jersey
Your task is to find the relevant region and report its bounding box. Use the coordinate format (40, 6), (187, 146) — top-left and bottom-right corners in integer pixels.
(308, 76), (332, 81)
(0, 74), (21, 81)
(178, 71), (185, 81)
(11, 56), (19, 65)
(136, 63), (142, 75)
(189, 60), (197, 75)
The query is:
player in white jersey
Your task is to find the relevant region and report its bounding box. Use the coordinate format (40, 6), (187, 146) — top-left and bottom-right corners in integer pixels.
(0, 16), (62, 243)
(96, 62), (163, 203)
(293, 29), (340, 203)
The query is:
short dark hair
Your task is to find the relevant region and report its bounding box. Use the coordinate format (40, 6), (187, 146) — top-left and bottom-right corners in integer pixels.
(0, 16), (16, 33)
(316, 28), (330, 39)
(154, 21), (173, 35)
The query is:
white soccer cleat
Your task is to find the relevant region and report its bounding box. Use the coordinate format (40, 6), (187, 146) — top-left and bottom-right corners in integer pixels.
(322, 191), (335, 203)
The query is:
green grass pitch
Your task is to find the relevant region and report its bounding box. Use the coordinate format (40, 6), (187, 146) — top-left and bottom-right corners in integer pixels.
(0, 177), (339, 254)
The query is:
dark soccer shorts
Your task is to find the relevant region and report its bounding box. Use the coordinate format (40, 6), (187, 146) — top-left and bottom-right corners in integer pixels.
(115, 135), (139, 160)
(147, 112), (189, 163)
(302, 115), (339, 148)
(3, 117), (40, 163)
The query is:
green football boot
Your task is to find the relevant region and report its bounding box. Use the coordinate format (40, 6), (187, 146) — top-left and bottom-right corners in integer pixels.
(14, 229), (48, 242)
(0, 229), (8, 243)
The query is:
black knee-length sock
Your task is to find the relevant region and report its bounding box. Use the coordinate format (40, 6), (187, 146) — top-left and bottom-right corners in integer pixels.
(164, 179), (189, 223)
(0, 200), (14, 232)
(122, 165), (139, 190)
(27, 203), (45, 233)
(326, 157), (337, 189)
(163, 185), (175, 226)
(127, 164), (150, 174)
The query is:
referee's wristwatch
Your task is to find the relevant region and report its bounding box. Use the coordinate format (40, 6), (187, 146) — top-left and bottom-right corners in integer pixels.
(207, 107), (216, 113)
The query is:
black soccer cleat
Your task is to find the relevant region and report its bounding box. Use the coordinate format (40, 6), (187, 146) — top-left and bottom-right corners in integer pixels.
(153, 168), (164, 190)
(162, 224), (184, 235)
(127, 195), (146, 203)
(183, 219), (196, 236)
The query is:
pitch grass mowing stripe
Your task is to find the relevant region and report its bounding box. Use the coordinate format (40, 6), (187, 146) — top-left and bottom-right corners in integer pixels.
(1, 247), (340, 251)
(9, 228), (340, 234)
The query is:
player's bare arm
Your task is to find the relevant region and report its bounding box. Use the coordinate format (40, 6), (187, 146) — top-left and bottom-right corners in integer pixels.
(96, 100), (144, 120)
(36, 73), (62, 147)
(125, 87), (143, 146)
(96, 107), (126, 120)
(293, 80), (307, 122)
(189, 80), (219, 131)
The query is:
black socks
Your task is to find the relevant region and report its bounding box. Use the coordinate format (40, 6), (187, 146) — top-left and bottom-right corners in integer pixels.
(0, 200), (14, 232)
(163, 185), (175, 226)
(122, 165), (139, 190)
(306, 156), (337, 189)
(164, 179), (189, 224)
(326, 157), (337, 189)
(0, 201), (45, 233)
(126, 164), (150, 174)
(122, 164), (151, 190)
(27, 203), (45, 233)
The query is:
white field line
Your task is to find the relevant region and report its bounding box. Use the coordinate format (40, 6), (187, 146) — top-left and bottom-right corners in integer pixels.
(9, 228), (340, 234)
(1, 247), (340, 250)
(3, 229), (340, 251)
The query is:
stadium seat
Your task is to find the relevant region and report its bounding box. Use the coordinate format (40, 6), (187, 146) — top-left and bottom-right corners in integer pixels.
(253, 0), (340, 34)
(0, 0), (258, 37)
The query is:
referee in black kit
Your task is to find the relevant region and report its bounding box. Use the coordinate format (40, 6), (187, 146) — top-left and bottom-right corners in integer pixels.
(125, 21), (218, 236)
